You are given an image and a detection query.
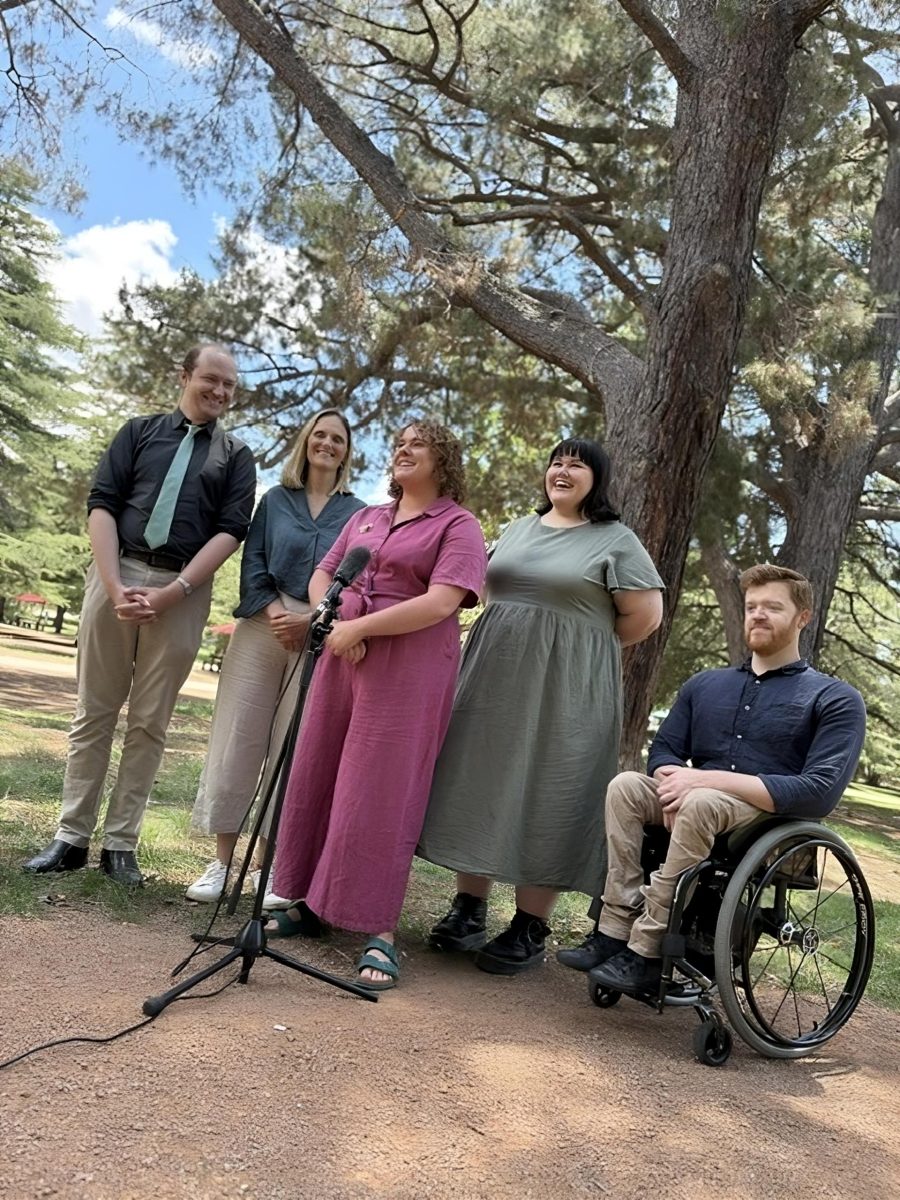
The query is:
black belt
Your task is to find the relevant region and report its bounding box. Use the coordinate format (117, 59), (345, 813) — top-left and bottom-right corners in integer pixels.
(121, 547), (187, 572)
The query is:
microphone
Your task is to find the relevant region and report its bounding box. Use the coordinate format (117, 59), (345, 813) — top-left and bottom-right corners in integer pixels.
(314, 546), (371, 616)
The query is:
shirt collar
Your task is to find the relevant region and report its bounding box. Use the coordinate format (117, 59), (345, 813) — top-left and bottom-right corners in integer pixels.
(171, 407), (215, 435)
(739, 656), (809, 680)
(391, 495), (458, 519)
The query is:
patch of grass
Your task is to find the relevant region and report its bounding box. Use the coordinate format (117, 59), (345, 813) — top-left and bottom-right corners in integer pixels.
(0, 640), (76, 659)
(828, 819), (900, 865)
(868, 900), (900, 1010)
(843, 782), (900, 814)
(3, 692), (900, 1021)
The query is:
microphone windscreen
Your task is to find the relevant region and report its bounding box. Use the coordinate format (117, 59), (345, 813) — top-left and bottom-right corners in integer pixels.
(333, 545), (371, 586)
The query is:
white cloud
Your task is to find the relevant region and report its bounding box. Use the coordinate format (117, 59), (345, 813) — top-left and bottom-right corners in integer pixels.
(45, 218), (179, 338)
(104, 6), (219, 70)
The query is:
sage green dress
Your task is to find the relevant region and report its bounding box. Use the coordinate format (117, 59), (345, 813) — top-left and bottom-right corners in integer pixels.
(417, 514), (663, 895)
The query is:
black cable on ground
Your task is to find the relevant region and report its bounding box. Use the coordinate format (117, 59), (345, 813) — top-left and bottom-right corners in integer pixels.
(0, 973), (240, 1072)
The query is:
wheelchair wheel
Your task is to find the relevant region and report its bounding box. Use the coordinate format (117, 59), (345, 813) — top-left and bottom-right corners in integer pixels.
(714, 822), (875, 1059)
(692, 1020), (732, 1067)
(588, 980), (621, 1008)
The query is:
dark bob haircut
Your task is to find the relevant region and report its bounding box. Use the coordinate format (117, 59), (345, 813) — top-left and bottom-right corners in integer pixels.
(536, 437), (620, 523)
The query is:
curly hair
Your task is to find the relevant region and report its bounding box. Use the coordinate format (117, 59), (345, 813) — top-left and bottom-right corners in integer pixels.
(387, 420), (467, 504)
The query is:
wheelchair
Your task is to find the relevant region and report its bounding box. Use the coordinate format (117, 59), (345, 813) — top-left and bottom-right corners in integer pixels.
(588, 816), (876, 1066)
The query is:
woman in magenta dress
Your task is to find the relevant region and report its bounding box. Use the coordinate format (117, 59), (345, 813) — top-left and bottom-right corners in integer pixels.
(268, 421), (487, 989)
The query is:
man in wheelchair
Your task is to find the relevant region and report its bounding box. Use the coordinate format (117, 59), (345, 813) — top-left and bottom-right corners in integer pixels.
(564, 563), (866, 998)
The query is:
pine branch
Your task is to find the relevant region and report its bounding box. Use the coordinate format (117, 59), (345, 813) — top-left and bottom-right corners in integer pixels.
(213, 0), (643, 406)
(616, 0), (693, 88)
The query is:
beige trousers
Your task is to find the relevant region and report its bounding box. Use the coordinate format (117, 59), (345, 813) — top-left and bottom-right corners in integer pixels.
(56, 557), (212, 851)
(599, 771), (759, 958)
(191, 596), (309, 839)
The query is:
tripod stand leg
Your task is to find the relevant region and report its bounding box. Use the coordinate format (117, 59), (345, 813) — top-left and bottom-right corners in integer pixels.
(143, 945), (243, 1016)
(263, 945), (379, 1001)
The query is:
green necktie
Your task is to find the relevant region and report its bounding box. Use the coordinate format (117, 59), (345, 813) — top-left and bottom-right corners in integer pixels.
(143, 424), (201, 550)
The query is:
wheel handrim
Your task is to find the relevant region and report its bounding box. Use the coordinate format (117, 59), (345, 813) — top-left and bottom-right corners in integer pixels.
(732, 838), (874, 1049)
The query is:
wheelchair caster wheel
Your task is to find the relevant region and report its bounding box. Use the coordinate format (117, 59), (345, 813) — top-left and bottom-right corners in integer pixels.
(693, 1019), (733, 1067)
(588, 980), (621, 1008)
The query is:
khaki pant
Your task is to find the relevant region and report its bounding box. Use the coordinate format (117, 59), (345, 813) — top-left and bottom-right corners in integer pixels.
(191, 596), (309, 839)
(599, 771), (759, 958)
(56, 557), (211, 851)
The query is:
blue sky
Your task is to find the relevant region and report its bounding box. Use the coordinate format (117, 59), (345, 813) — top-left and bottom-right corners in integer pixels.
(39, 5), (232, 339)
(29, 4), (388, 502)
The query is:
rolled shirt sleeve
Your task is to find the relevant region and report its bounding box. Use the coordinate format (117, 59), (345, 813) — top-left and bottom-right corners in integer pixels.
(760, 684), (867, 819)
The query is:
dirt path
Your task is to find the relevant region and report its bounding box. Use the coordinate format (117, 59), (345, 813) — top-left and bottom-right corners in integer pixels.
(2, 656), (899, 1199)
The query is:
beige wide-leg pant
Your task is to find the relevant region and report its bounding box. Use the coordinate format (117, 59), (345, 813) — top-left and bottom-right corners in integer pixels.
(599, 771), (759, 958)
(191, 596), (309, 840)
(56, 557), (212, 851)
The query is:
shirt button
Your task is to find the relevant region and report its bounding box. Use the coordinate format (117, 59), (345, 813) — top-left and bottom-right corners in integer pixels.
(744, 705), (750, 710)
(731, 765), (736, 770)
(737, 734), (742, 739)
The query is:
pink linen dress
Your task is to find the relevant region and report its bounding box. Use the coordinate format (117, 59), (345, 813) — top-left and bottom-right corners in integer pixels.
(272, 497), (487, 931)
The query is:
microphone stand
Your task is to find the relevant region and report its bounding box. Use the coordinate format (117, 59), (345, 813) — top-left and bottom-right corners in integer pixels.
(142, 595), (378, 1016)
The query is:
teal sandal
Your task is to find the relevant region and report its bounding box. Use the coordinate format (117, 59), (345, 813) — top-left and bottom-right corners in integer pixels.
(265, 901), (326, 939)
(356, 937), (400, 991)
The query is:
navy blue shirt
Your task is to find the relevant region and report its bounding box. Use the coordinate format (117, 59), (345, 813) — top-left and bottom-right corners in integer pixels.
(647, 660), (866, 819)
(234, 486), (366, 618)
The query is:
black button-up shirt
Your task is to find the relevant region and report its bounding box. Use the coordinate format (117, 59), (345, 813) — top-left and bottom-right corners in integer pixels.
(648, 660), (866, 818)
(87, 410), (256, 561)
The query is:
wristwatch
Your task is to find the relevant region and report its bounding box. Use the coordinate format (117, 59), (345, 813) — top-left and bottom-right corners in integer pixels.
(175, 575), (194, 596)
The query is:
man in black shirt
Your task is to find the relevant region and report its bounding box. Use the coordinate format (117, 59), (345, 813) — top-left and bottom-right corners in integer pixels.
(24, 344), (256, 884)
(559, 563), (866, 994)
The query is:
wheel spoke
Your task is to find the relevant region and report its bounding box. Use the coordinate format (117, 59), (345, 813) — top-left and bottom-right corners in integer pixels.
(748, 941), (781, 990)
(816, 918), (857, 940)
(764, 945), (808, 1030)
(796, 875), (851, 925)
(816, 948), (853, 975)
(812, 954), (834, 1015)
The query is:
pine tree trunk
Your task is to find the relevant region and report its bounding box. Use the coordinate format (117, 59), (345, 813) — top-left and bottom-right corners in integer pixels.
(612, 5), (809, 765)
(778, 133), (900, 660)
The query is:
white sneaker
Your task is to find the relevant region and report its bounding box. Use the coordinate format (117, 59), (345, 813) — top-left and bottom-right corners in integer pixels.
(186, 859), (230, 902)
(250, 869), (293, 910)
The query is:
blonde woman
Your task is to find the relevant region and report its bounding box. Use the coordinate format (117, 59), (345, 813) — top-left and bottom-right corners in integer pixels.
(187, 408), (365, 902)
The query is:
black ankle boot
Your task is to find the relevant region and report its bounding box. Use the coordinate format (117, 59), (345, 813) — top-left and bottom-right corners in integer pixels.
(429, 891), (488, 951)
(474, 908), (551, 976)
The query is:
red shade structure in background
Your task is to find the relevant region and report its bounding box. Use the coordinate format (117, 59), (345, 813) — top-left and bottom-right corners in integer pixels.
(16, 593), (47, 605)
(208, 623), (236, 636)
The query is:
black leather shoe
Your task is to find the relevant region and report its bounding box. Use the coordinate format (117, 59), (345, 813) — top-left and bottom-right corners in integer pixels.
(429, 892), (488, 951)
(474, 908), (551, 976)
(99, 849), (144, 887)
(556, 930), (628, 972)
(23, 839), (88, 874)
(588, 947), (661, 995)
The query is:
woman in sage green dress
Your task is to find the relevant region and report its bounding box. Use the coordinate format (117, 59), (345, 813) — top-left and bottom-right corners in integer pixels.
(417, 438), (664, 975)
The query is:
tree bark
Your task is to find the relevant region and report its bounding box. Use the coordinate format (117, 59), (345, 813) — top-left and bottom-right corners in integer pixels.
(211, 0), (834, 763)
(777, 122), (900, 661)
(612, 3), (813, 763)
